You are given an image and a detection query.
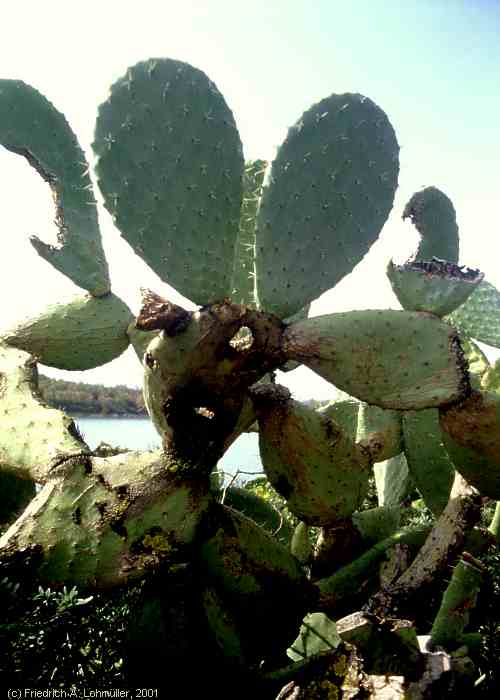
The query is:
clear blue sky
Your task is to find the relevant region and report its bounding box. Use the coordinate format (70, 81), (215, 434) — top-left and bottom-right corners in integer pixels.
(1, 0), (499, 397)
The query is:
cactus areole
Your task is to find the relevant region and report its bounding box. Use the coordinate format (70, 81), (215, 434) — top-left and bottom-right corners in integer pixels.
(0, 55), (496, 694)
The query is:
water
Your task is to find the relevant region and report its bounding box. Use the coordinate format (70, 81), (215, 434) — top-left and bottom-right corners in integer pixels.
(75, 415), (264, 481)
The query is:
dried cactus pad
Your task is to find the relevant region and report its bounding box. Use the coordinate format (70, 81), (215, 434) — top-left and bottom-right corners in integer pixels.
(255, 93), (399, 318)
(0, 80), (110, 296)
(94, 58), (244, 306)
(1, 293), (133, 370)
(283, 310), (470, 409)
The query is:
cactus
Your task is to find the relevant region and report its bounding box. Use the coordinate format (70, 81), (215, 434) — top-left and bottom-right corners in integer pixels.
(373, 453), (412, 508)
(402, 186), (459, 263)
(402, 408), (455, 516)
(1, 57), (498, 694)
(430, 556), (484, 650)
(282, 309), (469, 409)
(255, 92), (399, 318)
(231, 159), (267, 307)
(0, 80), (110, 296)
(250, 383), (371, 525)
(93, 58), (244, 307)
(387, 258), (484, 317)
(1, 293), (133, 370)
(448, 279), (500, 348)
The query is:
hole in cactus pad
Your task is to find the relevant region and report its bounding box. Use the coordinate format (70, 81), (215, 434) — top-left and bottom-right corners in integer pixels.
(229, 326), (254, 352)
(195, 406), (215, 420)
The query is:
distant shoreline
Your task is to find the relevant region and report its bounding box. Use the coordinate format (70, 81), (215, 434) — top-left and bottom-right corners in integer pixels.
(73, 413), (149, 420)
(40, 374), (146, 417)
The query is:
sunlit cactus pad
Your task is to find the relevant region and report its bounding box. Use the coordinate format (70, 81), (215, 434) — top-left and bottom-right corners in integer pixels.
(1, 293), (133, 370)
(0, 80), (110, 296)
(0, 450), (213, 587)
(251, 384), (371, 525)
(255, 93), (399, 318)
(440, 391), (500, 498)
(93, 58), (244, 306)
(283, 310), (470, 409)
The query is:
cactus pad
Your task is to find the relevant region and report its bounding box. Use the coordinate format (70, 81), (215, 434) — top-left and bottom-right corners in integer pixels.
(93, 58), (244, 306)
(387, 259), (483, 317)
(283, 310), (469, 409)
(0, 344), (88, 481)
(250, 384), (371, 525)
(373, 453), (412, 508)
(448, 280), (500, 349)
(0, 450), (212, 587)
(402, 409), (455, 516)
(402, 186), (459, 263)
(356, 403), (402, 463)
(440, 391), (500, 498)
(1, 293), (133, 370)
(199, 505), (311, 663)
(318, 398), (359, 440)
(0, 80), (110, 296)
(255, 93), (399, 318)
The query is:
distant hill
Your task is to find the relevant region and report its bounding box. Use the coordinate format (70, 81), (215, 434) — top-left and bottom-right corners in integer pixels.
(39, 375), (146, 416)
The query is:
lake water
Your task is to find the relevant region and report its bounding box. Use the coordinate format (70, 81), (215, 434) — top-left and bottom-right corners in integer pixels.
(75, 416), (264, 481)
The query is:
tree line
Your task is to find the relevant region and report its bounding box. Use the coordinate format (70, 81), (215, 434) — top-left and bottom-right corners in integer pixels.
(39, 375), (146, 416)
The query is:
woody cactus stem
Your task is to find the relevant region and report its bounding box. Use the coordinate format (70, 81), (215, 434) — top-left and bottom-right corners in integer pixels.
(366, 472), (482, 618)
(0, 449), (213, 587)
(139, 291), (286, 468)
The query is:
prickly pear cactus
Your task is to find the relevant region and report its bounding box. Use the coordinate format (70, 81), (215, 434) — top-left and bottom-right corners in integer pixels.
(402, 186), (459, 263)
(0, 80), (110, 296)
(0, 56), (496, 696)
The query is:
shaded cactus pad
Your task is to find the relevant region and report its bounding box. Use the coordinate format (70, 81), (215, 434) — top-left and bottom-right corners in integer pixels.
(251, 384), (371, 525)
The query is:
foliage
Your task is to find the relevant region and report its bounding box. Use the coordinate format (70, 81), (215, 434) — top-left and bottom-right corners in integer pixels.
(0, 574), (142, 688)
(39, 374), (145, 416)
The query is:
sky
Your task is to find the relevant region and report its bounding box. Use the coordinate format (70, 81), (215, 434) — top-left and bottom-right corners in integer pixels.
(0, 0), (499, 399)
